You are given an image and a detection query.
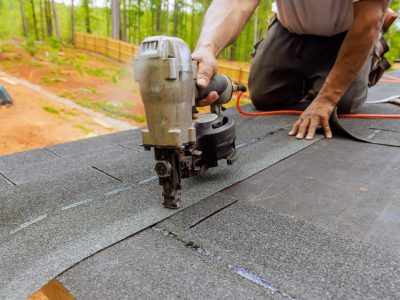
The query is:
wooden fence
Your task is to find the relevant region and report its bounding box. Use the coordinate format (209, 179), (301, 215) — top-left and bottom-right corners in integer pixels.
(73, 33), (250, 91)
(74, 32), (138, 63)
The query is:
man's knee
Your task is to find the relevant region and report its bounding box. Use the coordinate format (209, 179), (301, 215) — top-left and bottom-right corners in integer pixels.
(249, 80), (304, 110)
(337, 88), (368, 114)
(249, 87), (279, 110)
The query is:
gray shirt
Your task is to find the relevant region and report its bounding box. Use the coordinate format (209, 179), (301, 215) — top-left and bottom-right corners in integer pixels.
(276, 0), (359, 36)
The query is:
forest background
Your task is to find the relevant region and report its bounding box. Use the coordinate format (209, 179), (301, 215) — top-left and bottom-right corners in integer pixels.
(2, 0), (400, 63)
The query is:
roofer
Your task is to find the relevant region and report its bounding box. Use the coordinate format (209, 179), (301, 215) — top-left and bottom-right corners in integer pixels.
(193, 0), (392, 140)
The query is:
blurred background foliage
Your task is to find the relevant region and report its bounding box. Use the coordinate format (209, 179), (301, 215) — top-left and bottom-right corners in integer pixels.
(1, 0), (399, 63)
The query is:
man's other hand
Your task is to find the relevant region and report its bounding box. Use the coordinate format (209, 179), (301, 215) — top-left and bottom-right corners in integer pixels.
(289, 99), (335, 140)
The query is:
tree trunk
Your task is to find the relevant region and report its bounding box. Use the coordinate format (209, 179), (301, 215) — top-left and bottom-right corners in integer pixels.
(83, 0), (91, 34)
(173, 0), (178, 36)
(165, 0), (169, 35)
(106, 0), (111, 37)
(19, 0), (28, 36)
(229, 41), (236, 61)
(156, 0), (162, 34)
(137, 0), (141, 44)
(44, 0), (53, 37)
(122, 0), (127, 41)
(190, 3), (194, 48)
(39, 0), (45, 39)
(30, 0), (39, 40)
(111, 0), (120, 39)
(51, 0), (60, 38)
(150, 0), (154, 35)
(253, 6), (258, 46)
(71, 0), (75, 44)
(128, 0), (132, 42)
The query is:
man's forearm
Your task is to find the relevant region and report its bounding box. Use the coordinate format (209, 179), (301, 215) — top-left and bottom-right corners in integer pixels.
(318, 0), (389, 106)
(195, 0), (260, 56)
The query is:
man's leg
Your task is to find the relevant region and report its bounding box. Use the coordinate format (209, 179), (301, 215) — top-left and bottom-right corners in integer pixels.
(308, 55), (371, 114)
(300, 30), (371, 114)
(337, 56), (371, 114)
(249, 21), (306, 110)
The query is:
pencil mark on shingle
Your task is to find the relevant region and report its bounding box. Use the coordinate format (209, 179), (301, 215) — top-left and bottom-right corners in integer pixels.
(236, 128), (288, 150)
(0, 172), (16, 186)
(138, 175), (158, 185)
(9, 214), (47, 235)
(104, 187), (131, 197)
(43, 148), (62, 158)
(61, 199), (94, 211)
(230, 266), (297, 300)
(370, 127), (400, 134)
(118, 144), (141, 152)
(152, 225), (296, 299)
(92, 166), (123, 182)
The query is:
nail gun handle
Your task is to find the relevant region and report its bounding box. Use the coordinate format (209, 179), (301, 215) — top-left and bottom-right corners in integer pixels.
(195, 74), (230, 102)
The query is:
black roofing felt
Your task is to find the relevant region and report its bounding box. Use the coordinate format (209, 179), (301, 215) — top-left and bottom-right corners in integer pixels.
(0, 114), (320, 299)
(60, 137), (400, 300)
(1, 73), (400, 299)
(334, 71), (400, 146)
(59, 229), (277, 300)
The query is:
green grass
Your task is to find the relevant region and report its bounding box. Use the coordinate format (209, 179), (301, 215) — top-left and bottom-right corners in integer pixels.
(0, 46), (11, 53)
(76, 98), (146, 123)
(43, 106), (60, 115)
(80, 86), (97, 94)
(24, 36), (37, 57)
(74, 124), (93, 135)
(43, 105), (80, 117)
(59, 90), (74, 98)
(132, 115), (146, 123)
(60, 109), (79, 116)
(85, 67), (106, 77)
(1, 61), (13, 69)
(50, 68), (68, 75)
(42, 76), (66, 83)
(76, 97), (92, 108)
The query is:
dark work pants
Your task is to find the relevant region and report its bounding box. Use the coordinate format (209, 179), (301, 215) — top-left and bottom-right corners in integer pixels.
(249, 20), (372, 114)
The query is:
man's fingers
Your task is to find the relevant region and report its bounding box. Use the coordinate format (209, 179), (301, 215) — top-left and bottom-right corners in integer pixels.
(289, 119), (302, 136)
(322, 119), (333, 139)
(197, 78), (208, 88)
(197, 66), (213, 88)
(296, 118), (311, 139)
(196, 91), (219, 107)
(193, 56), (216, 88)
(305, 119), (319, 140)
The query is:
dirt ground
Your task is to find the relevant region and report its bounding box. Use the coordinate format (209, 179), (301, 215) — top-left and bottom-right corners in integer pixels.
(0, 37), (253, 156)
(0, 37), (145, 124)
(0, 38), (144, 156)
(0, 77), (118, 156)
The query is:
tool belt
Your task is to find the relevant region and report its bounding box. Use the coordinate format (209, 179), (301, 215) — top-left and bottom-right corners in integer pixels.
(369, 8), (397, 87)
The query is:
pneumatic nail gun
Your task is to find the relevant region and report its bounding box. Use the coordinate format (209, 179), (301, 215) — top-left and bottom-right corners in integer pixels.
(134, 36), (246, 208)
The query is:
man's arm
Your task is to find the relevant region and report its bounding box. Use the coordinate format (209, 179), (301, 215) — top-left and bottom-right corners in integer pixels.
(289, 0), (390, 140)
(193, 0), (260, 90)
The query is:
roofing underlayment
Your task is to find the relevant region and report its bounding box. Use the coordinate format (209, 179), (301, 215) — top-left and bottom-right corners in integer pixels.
(1, 71), (400, 299)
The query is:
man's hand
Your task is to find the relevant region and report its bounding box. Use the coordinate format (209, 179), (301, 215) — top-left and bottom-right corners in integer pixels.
(288, 0), (388, 140)
(289, 98), (335, 140)
(192, 47), (219, 111)
(192, 47), (218, 89)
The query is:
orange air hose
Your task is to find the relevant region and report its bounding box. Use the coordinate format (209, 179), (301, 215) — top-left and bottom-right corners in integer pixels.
(235, 76), (400, 119)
